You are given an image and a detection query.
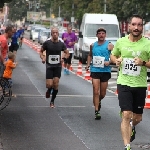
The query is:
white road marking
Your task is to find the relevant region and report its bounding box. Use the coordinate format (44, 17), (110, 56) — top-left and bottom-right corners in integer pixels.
(108, 81), (117, 84)
(15, 94), (117, 98)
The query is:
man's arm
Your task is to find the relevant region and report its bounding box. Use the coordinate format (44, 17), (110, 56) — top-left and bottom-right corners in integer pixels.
(108, 43), (114, 51)
(0, 41), (5, 63)
(110, 55), (117, 64)
(110, 55), (122, 66)
(40, 43), (47, 64)
(86, 44), (93, 70)
(40, 46), (45, 59)
(134, 57), (150, 68)
(63, 49), (69, 58)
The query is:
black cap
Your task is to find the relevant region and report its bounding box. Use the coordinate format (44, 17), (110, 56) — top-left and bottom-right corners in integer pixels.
(96, 28), (106, 34)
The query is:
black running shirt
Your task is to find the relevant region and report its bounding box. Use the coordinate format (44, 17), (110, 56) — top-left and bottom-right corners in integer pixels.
(42, 40), (66, 67)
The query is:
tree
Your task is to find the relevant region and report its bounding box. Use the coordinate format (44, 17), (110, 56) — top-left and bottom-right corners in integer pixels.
(107, 0), (150, 22)
(8, 0), (29, 21)
(0, 0), (13, 8)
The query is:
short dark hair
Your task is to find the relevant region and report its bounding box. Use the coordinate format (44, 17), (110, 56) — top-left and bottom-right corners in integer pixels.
(96, 28), (106, 34)
(129, 14), (143, 23)
(5, 25), (13, 33)
(67, 24), (72, 29)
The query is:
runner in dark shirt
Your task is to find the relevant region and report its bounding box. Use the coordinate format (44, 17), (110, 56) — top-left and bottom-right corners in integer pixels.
(40, 27), (69, 108)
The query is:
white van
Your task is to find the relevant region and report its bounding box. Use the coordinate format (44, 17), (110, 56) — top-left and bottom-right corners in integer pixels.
(78, 13), (121, 64)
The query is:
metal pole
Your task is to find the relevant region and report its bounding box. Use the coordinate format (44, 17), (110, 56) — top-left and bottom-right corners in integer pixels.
(34, 0), (36, 12)
(72, 3), (74, 28)
(50, 8), (51, 27)
(58, 6), (60, 18)
(104, 0), (106, 13)
(33, 0), (36, 24)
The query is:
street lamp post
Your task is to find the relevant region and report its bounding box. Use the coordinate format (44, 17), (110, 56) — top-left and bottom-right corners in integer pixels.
(104, 0), (106, 13)
(71, 3), (74, 28)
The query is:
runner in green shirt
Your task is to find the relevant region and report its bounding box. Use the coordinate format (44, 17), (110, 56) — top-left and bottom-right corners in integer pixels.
(111, 14), (150, 150)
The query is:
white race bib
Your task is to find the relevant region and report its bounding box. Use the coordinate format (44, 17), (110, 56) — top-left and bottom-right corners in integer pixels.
(48, 55), (60, 64)
(68, 48), (73, 53)
(93, 56), (105, 68)
(122, 58), (141, 76)
(147, 68), (150, 72)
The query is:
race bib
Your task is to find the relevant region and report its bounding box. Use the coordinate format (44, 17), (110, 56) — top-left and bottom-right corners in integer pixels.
(93, 56), (105, 68)
(122, 58), (141, 76)
(48, 55), (60, 64)
(68, 48), (73, 53)
(147, 68), (150, 72)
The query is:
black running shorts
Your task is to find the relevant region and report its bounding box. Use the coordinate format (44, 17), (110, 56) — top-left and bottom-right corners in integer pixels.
(117, 84), (147, 114)
(64, 53), (72, 65)
(90, 72), (111, 82)
(9, 43), (19, 52)
(46, 65), (62, 79)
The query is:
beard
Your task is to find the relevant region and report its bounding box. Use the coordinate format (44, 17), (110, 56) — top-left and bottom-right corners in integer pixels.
(129, 29), (142, 37)
(52, 36), (58, 41)
(98, 37), (105, 41)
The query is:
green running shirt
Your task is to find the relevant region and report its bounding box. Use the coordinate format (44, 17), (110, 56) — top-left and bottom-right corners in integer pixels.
(111, 35), (150, 87)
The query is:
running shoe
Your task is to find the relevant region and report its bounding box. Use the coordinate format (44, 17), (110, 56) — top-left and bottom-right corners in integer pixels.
(95, 111), (101, 120)
(46, 90), (50, 98)
(64, 68), (67, 75)
(50, 102), (55, 108)
(130, 127), (136, 142)
(66, 69), (70, 75)
(124, 145), (131, 150)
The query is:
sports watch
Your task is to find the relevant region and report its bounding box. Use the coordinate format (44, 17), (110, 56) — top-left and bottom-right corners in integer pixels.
(142, 61), (146, 66)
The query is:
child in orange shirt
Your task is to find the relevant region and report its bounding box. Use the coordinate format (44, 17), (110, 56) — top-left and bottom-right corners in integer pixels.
(3, 51), (17, 82)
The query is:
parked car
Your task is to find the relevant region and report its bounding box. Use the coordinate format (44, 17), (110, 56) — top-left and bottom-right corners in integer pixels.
(38, 28), (48, 43)
(29, 24), (45, 39)
(31, 27), (46, 41)
(27, 24), (32, 31)
(38, 29), (50, 45)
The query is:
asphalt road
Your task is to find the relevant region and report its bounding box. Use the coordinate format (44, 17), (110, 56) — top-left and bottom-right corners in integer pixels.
(0, 35), (149, 150)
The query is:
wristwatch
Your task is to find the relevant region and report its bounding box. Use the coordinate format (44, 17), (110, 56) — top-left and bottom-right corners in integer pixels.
(142, 61), (146, 66)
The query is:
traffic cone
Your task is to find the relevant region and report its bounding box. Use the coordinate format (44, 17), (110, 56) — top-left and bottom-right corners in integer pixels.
(37, 46), (41, 53)
(145, 85), (150, 109)
(23, 38), (26, 44)
(69, 64), (73, 71)
(32, 43), (37, 51)
(76, 62), (82, 76)
(84, 70), (91, 80)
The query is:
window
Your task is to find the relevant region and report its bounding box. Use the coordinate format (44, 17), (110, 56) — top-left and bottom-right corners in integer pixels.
(85, 24), (119, 38)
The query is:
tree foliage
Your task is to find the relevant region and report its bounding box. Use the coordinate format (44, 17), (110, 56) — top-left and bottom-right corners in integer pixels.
(8, 0), (29, 21)
(0, 0), (13, 8)
(6, 0), (150, 24)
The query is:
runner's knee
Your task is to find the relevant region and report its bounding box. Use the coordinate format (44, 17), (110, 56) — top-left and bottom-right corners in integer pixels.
(46, 83), (53, 88)
(133, 114), (142, 123)
(122, 111), (132, 120)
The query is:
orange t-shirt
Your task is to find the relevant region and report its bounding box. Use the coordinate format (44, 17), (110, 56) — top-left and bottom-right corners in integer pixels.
(0, 35), (8, 60)
(3, 59), (15, 79)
